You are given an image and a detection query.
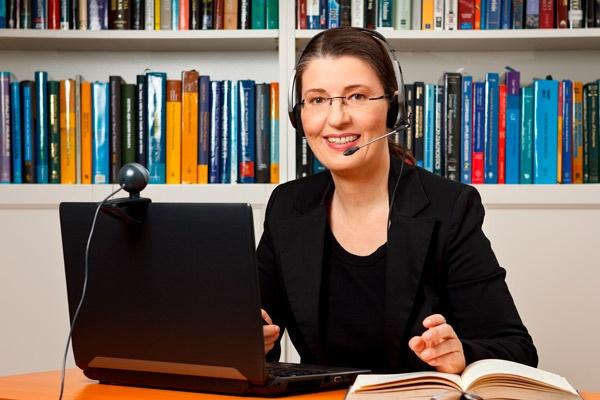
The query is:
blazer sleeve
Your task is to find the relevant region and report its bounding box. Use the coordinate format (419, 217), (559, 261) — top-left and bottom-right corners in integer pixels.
(256, 187), (288, 362)
(444, 185), (538, 367)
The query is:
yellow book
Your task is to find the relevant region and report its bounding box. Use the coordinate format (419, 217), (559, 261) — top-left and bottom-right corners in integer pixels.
(166, 80), (182, 184)
(557, 82), (563, 184)
(81, 81), (93, 184)
(154, 0), (160, 30)
(60, 79), (77, 184)
(421, 0), (434, 30)
(181, 70), (199, 184)
(573, 81), (584, 183)
(270, 82), (279, 184)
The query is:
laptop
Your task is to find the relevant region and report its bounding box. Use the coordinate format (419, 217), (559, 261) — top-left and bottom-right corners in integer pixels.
(59, 202), (369, 396)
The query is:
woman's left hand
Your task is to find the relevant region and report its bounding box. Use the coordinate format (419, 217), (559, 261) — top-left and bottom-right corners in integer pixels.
(408, 314), (466, 374)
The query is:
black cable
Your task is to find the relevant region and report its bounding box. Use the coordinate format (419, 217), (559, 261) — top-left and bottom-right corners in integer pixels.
(58, 186), (123, 400)
(387, 151), (405, 231)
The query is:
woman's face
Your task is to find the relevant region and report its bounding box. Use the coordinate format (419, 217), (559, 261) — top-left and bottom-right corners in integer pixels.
(299, 55), (390, 175)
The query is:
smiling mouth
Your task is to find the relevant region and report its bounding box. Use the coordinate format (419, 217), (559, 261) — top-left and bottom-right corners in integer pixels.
(325, 135), (360, 144)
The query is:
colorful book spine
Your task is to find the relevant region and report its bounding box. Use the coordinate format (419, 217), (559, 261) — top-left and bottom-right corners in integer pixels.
(444, 72), (461, 181)
(269, 82), (279, 184)
(22, 81), (36, 183)
(0, 73), (10, 183)
(251, 0), (266, 28)
(146, 72), (167, 184)
(520, 86), (534, 183)
(214, 0), (224, 28)
(562, 80), (573, 184)
(556, 0), (568, 28)
(32, 0), (46, 28)
(414, 82), (425, 167)
(461, 75), (472, 184)
(92, 82), (109, 184)
(540, 0), (554, 28)
(166, 80), (182, 184)
(297, 0), (307, 28)
(433, 0), (444, 29)
(209, 80), (222, 184)
(458, 0), (474, 29)
(587, 82), (599, 183)
(75, 76), (83, 184)
(81, 81), (92, 184)
(238, 80), (256, 183)
(48, 0), (60, 28)
(89, 0), (108, 29)
(230, 80), (239, 183)
(569, 0), (583, 28)
(525, 0), (539, 28)
(486, 0), (500, 29)
(405, 84), (415, 153)
(10, 82), (22, 183)
(21, 0), (33, 28)
(328, 0), (340, 28)
(533, 79), (558, 184)
(172, 0), (179, 30)
(422, 0), (434, 29)
(131, 0), (143, 29)
(572, 81), (584, 183)
(220, 80), (232, 184)
(35, 71), (49, 183)
(109, 75), (123, 183)
(583, 84), (588, 182)
(136, 75), (147, 167)
(48, 81), (60, 183)
(484, 72), (499, 183)
(239, 0), (250, 29)
(505, 69), (520, 184)
(350, 0), (364, 27)
(512, 0), (524, 28)
(395, 0), (411, 29)
(474, 0), (481, 29)
(60, 79), (77, 184)
(424, 83), (435, 172)
(224, 0), (238, 28)
(307, 0), (320, 28)
(121, 83), (137, 165)
(255, 83), (270, 183)
(198, 75), (210, 184)
(145, 0), (154, 29)
(340, 0), (351, 26)
(557, 82), (563, 183)
(500, 0), (511, 28)
(433, 84), (443, 175)
(377, 0), (393, 28)
(181, 70), (199, 184)
(160, 0), (172, 29)
(0, 0), (6, 28)
(472, 82), (485, 184)
(445, 0), (458, 30)
(479, 0), (486, 29)
(498, 83), (506, 184)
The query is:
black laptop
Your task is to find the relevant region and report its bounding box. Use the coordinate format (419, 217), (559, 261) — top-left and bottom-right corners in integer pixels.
(59, 202), (369, 396)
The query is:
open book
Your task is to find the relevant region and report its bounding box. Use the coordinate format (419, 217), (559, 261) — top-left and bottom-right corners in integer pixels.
(345, 359), (581, 400)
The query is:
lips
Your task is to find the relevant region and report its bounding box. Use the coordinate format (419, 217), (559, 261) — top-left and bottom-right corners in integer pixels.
(323, 134), (361, 152)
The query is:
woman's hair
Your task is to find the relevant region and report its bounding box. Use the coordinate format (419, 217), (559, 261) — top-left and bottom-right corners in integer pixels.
(296, 27), (415, 165)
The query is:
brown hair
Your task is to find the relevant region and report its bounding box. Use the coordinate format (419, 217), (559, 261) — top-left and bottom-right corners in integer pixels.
(296, 27), (415, 165)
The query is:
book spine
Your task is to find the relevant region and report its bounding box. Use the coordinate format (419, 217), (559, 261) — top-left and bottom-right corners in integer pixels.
(500, 0), (510, 28)
(583, 84), (588, 182)
(433, 0), (444, 29)
(474, 0), (480, 29)
(89, 0), (108, 29)
(198, 75), (210, 183)
(75, 75), (82, 183)
(328, 0), (340, 28)
(422, 0), (434, 29)
(60, 79), (76, 184)
(484, 72), (499, 183)
(445, 0), (458, 30)
(171, 0), (179, 29)
(562, 80), (573, 183)
(458, 0), (474, 29)
(59, 0), (69, 28)
(266, 0), (277, 28)
(572, 81), (584, 183)
(297, 0), (307, 28)
(239, 0), (250, 29)
(498, 83), (506, 184)
(296, 131), (311, 178)
(255, 83), (270, 183)
(10, 82), (22, 183)
(21, 0), (32, 28)
(22, 81), (36, 183)
(588, 82), (599, 183)
(486, 0), (500, 29)
(395, 0), (411, 29)
(472, 82), (485, 184)
(424, 83), (435, 172)
(238, 80), (256, 183)
(569, 0), (583, 28)
(220, 80), (232, 183)
(433, 84), (443, 175)
(533, 79), (558, 184)
(557, 81), (563, 183)
(556, 0), (568, 28)
(445, 72), (462, 181)
(269, 82), (279, 184)
(414, 82), (425, 167)
(70, 0), (79, 29)
(81, 81), (92, 183)
(512, 0), (524, 28)
(365, 0), (376, 28)
(109, 75), (123, 183)
(201, 0), (214, 29)
(6, 0), (18, 28)
(319, 0), (328, 28)
(350, 0), (363, 27)
(405, 84), (414, 153)
(160, 0), (172, 29)
(48, 0), (59, 28)
(146, 72), (167, 184)
(539, 0), (553, 28)
(131, 0), (143, 28)
(0, 73), (10, 183)
(92, 82), (109, 184)
(461, 75), (472, 184)
(377, 0), (393, 28)
(35, 71), (49, 183)
(181, 70), (199, 184)
(154, 0), (160, 29)
(340, 0), (350, 26)
(48, 80), (60, 183)
(307, 0), (319, 28)
(504, 70), (520, 184)
(230, 80), (239, 183)
(223, 0), (237, 28)
(145, 0), (154, 28)
(520, 86), (534, 183)
(209, 80), (222, 184)
(79, 0), (88, 29)
(525, 0), (539, 28)
(135, 75), (147, 166)
(121, 83), (137, 165)
(166, 80), (182, 184)
(214, 0), (224, 29)
(479, 0), (486, 28)
(412, 0), (422, 30)
(110, 0), (131, 28)
(251, 0), (265, 28)
(32, 0), (46, 28)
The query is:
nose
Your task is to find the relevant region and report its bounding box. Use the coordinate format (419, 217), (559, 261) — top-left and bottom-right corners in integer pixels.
(326, 98), (351, 128)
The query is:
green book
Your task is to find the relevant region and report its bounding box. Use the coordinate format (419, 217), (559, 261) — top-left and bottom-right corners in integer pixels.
(48, 80), (61, 184)
(586, 82), (599, 183)
(519, 86), (533, 184)
(583, 84), (589, 183)
(121, 83), (137, 165)
(251, 0), (265, 29)
(266, 0), (277, 29)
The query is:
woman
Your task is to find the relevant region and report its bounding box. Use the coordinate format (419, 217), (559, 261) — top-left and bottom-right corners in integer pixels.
(258, 27), (537, 374)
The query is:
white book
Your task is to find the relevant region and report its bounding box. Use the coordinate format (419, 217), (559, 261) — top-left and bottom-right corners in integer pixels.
(411, 0), (421, 30)
(395, 0), (412, 30)
(445, 0), (458, 30)
(351, 0), (365, 27)
(145, 0), (154, 30)
(434, 0), (444, 30)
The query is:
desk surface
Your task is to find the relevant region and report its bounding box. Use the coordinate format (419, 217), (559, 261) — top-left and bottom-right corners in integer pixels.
(1, 369), (598, 400)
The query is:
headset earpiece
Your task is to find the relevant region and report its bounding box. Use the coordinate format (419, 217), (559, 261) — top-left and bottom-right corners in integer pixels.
(387, 94), (400, 129)
(292, 103), (304, 135)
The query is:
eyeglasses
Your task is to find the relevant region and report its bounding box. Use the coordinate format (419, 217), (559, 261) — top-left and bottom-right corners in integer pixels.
(300, 93), (391, 114)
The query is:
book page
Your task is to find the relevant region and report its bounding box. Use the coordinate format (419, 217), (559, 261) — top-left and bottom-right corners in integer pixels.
(461, 359), (578, 395)
(351, 371), (464, 392)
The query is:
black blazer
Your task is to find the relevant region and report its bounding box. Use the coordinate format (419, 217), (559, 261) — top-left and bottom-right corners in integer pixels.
(257, 156), (538, 372)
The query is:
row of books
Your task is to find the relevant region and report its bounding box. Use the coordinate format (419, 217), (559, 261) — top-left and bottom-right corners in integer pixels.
(296, 0), (600, 30)
(0, 0), (277, 30)
(297, 70), (600, 184)
(0, 71), (280, 184)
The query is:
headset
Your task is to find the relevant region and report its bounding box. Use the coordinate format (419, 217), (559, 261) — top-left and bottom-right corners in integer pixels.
(287, 27), (409, 136)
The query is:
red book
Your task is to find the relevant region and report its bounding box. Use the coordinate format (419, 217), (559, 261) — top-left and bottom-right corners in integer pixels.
(556, 0), (568, 28)
(498, 83), (506, 184)
(474, 0), (481, 29)
(48, 0), (60, 29)
(215, 0), (225, 29)
(179, 0), (190, 29)
(458, 0), (475, 28)
(297, 0), (307, 29)
(472, 83), (484, 184)
(540, 0), (554, 28)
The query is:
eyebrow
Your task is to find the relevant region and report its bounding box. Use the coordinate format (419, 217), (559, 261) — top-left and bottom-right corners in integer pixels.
(303, 84), (373, 95)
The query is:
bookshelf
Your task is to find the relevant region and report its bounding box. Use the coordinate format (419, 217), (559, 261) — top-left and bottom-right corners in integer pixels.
(1, 0), (600, 391)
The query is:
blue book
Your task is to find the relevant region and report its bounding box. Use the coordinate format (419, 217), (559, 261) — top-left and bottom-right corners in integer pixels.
(146, 72), (167, 184)
(198, 75), (211, 183)
(319, 0), (328, 28)
(512, 0), (524, 28)
(10, 82), (22, 183)
(486, 0), (501, 29)
(505, 69), (520, 184)
(328, 0), (340, 27)
(480, 0), (488, 29)
(473, 82), (486, 184)
(484, 72), (499, 184)
(0, 0), (6, 27)
(525, 0), (539, 28)
(220, 80), (232, 184)
(34, 71), (49, 183)
(424, 84), (435, 172)
(561, 80), (573, 184)
(92, 82), (109, 184)
(532, 79), (558, 184)
(238, 80), (256, 183)
(461, 75), (473, 184)
(433, 84), (444, 176)
(307, 0), (320, 29)
(21, 82), (35, 183)
(32, 0), (46, 28)
(172, 0), (179, 30)
(0, 72), (10, 183)
(269, 83), (279, 184)
(520, 86), (534, 184)
(230, 81), (239, 183)
(500, 0), (511, 28)
(88, 0), (108, 29)
(209, 80), (223, 184)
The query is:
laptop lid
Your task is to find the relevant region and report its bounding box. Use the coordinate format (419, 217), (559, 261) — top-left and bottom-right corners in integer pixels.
(60, 202), (267, 386)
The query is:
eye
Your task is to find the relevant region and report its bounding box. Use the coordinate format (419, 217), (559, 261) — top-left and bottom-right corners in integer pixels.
(307, 96), (326, 105)
(348, 93), (367, 102)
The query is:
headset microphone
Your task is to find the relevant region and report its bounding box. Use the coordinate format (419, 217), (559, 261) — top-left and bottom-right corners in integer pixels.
(343, 123), (410, 156)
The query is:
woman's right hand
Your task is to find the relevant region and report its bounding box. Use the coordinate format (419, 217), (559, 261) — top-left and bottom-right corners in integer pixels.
(262, 309), (280, 355)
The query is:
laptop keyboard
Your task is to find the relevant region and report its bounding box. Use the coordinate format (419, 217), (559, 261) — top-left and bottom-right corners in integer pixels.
(267, 363), (331, 378)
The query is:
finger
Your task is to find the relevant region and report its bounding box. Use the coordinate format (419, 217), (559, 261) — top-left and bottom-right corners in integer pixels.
(425, 350), (466, 374)
(408, 336), (426, 353)
(419, 338), (462, 362)
(422, 323), (456, 345)
(423, 314), (446, 328)
(263, 325), (280, 339)
(261, 309), (273, 325)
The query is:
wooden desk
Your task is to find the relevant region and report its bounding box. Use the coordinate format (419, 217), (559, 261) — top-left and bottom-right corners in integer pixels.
(1, 369), (598, 400)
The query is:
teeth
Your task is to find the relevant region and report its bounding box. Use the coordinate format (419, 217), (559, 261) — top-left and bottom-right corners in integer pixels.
(327, 135), (358, 144)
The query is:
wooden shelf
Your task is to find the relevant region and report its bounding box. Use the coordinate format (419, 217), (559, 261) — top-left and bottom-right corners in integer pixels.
(0, 29), (279, 51)
(296, 28), (600, 52)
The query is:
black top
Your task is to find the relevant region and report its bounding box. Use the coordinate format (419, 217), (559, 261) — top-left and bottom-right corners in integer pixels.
(320, 225), (388, 372)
